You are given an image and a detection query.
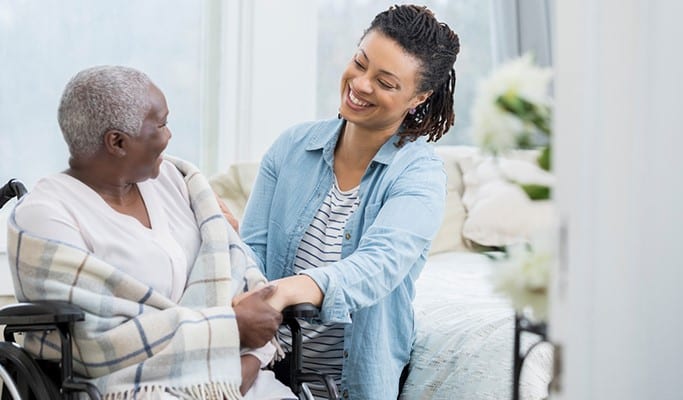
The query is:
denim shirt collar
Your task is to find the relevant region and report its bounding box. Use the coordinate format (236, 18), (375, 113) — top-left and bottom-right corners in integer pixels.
(304, 118), (406, 167)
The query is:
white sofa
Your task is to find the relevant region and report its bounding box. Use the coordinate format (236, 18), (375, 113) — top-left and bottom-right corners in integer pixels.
(210, 145), (554, 400)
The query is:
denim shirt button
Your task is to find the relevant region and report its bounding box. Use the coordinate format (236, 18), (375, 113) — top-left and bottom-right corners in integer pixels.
(342, 389), (349, 398)
(344, 232), (351, 240)
(343, 350), (349, 358)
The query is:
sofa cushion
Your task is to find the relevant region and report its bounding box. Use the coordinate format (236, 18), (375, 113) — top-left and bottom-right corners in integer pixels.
(458, 150), (556, 247)
(209, 162), (260, 220)
(430, 146), (479, 254)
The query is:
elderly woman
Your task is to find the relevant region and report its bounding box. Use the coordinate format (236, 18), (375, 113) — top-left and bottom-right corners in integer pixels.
(7, 66), (295, 399)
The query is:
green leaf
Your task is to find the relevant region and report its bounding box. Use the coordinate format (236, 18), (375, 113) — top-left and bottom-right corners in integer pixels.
(516, 132), (535, 149)
(496, 94), (552, 137)
(537, 146), (551, 171)
(521, 184), (551, 200)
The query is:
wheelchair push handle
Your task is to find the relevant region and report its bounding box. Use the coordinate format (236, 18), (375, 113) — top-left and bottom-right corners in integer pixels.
(282, 302), (320, 320)
(0, 178), (27, 207)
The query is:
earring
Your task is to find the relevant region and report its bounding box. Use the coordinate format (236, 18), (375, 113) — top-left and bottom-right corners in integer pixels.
(337, 112), (342, 119)
(409, 108), (416, 115)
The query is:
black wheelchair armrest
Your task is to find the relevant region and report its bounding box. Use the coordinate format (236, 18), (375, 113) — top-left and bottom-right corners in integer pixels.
(0, 301), (84, 343)
(282, 302), (320, 320)
(0, 301), (84, 326)
(0, 301), (100, 399)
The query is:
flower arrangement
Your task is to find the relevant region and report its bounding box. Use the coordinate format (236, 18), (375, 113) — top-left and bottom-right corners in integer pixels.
(469, 53), (555, 322)
(489, 238), (553, 321)
(471, 53), (553, 200)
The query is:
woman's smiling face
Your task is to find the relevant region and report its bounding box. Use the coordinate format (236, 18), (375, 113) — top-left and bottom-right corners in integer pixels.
(338, 30), (430, 134)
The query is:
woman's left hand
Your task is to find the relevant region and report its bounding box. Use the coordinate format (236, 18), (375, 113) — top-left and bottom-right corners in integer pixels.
(234, 276), (324, 312)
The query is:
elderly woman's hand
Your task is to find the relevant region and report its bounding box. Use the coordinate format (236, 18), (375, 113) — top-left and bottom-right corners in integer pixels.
(233, 285), (283, 348)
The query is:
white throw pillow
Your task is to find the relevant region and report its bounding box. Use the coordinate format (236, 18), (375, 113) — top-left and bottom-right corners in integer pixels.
(459, 150), (557, 247)
(209, 162), (260, 219)
(430, 146), (480, 254)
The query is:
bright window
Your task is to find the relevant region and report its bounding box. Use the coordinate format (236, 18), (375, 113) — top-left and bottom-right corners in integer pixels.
(0, 0), (204, 188)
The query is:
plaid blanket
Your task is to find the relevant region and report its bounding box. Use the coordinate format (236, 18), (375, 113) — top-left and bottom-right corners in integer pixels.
(6, 156), (267, 399)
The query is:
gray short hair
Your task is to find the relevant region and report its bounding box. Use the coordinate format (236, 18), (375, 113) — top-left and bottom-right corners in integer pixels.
(58, 65), (153, 158)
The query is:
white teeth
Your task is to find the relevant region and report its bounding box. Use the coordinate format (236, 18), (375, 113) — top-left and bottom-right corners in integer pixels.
(349, 90), (371, 107)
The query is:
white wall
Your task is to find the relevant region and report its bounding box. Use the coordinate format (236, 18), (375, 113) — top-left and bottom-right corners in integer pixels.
(552, 1), (683, 399)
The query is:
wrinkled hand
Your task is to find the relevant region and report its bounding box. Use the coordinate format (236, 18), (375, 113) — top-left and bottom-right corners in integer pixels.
(214, 193), (239, 232)
(233, 285), (283, 348)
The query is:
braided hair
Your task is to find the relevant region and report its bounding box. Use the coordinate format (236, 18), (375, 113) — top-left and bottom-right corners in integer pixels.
(363, 4), (460, 145)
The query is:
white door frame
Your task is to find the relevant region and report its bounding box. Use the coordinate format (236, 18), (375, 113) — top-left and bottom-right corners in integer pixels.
(551, 2), (683, 399)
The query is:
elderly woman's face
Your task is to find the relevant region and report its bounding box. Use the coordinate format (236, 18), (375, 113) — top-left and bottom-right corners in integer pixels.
(125, 84), (171, 181)
(338, 30), (430, 134)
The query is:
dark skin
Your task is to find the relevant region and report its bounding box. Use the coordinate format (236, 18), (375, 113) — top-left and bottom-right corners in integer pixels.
(239, 354), (261, 395)
(234, 286), (281, 394)
(67, 83), (281, 395)
(66, 132), (154, 228)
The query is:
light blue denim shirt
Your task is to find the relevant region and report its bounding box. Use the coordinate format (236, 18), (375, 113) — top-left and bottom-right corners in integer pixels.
(241, 118), (446, 399)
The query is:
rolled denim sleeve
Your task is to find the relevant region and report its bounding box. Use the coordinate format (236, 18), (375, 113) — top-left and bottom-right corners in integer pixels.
(301, 155), (447, 323)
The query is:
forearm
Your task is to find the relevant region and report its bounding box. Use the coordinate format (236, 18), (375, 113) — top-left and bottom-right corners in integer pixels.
(266, 275), (324, 311)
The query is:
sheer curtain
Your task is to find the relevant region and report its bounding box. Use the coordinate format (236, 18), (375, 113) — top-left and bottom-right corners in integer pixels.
(490, 0), (554, 67)
(0, 0), (206, 189)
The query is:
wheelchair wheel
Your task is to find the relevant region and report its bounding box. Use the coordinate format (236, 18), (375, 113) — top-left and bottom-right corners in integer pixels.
(0, 364), (20, 400)
(0, 342), (60, 400)
(300, 383), (315, 400)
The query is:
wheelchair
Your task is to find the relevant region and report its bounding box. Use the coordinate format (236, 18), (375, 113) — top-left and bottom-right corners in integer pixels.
(0, 178), (340, 400)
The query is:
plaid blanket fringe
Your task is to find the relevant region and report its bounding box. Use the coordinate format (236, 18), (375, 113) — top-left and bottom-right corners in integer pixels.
(104, 382), (243, 400)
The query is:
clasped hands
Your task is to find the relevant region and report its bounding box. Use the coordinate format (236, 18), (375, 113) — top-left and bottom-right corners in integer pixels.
(232, 284), (283, 349)
(232, 275), (323, 348)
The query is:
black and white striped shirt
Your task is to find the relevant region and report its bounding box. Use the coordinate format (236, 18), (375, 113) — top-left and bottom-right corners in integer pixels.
(279, 181), (360, 398)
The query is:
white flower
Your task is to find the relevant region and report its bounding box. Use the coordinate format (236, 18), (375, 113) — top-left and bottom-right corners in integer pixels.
(470, 53), (553, 154)
(472, 54), (556, 322)
(470, 101), (524, 153)
(491, 236), (555, 321)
